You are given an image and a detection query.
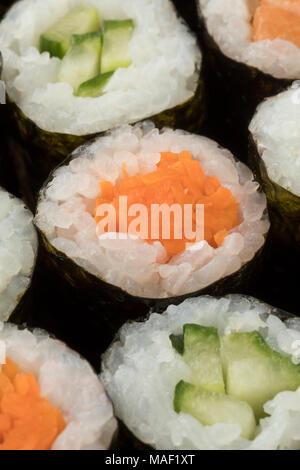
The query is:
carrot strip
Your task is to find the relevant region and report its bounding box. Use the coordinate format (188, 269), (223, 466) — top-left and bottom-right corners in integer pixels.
(0, 357), (65, 450)
(95, 151), (240, 258)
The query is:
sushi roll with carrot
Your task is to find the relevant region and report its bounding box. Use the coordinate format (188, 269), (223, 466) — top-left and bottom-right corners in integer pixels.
(198, 0), (300, 160)
(0, 187), (37, 322)
(0, 322), (116, 450)
(35, 123), (269, 342)
(0, 0), (203, 201)
(101, 294), (300, 450)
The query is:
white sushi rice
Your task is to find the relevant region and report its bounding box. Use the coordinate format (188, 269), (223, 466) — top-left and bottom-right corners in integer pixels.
(0, 322), (117, 450)
(0, 188), (37, 322)
(199, 0), (300, 79)
(101, 294), (300, 450)
(249, 82), (300, 197)
(0, 0), (201, 136)
(35, 123), (269, 299)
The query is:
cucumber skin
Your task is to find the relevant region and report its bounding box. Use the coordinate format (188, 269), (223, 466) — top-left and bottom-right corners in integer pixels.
(77, 71), (114, 98)
(40, 36), (67, 60)
(71, 31), (102, 46)
(174, 380), (189, 413)
(169, 334), (184, 355)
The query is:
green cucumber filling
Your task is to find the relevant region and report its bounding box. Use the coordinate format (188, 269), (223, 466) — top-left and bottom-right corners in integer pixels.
(40, 6), (134, 97)
(171, 325), (300, 439)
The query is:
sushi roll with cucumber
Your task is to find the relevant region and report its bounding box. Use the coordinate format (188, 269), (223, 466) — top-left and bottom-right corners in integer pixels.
(249, 83), (300, 252)
(0, 321), (116, 450)
(198, 0), (300, 160)
(35, 123), (269, 339)
(0, 0), (203, 198)
(101, 294), (300, 450)
(0, 188), (37, 322)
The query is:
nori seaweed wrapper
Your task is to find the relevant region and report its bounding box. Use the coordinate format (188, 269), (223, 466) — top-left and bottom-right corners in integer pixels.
(2, 234), (38, 326)
(7, 67), (205, 211)
(197, 6), (292, 162)
(107, 297), (297, 450)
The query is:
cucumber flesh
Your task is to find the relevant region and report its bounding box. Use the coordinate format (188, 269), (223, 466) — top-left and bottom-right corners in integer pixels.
(174, 381), (256, 440)
(77, 71), (114, 98)
(40, 6), (100, 59)
(57, 32), (102, 94)
(101, 19), (134, 73)
(221, 331), (300, 419)
(183, 324), (225, 394)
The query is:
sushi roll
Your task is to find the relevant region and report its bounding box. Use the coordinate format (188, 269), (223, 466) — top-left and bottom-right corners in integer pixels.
(0, 187), (37, 322)
(249, 83), (300, 253)
(35, 123), (269, 341)
(0, 0), (203, 200)
(0, 321), (116, 450)
(101, 294), (300, 450)
(248, 84), (300, 313)
(198, 0), (298, 160)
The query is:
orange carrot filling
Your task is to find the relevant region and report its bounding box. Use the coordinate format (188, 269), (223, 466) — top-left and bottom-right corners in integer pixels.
(0, 357), (66, 450)
(253, 0), (300, 49)
(95, 151), (240, 259)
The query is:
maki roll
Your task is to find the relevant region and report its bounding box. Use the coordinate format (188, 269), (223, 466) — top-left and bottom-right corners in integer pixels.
(249, 83), (300, 253)
(0, 321), (116, 449)
(198, 0), (299, 160)
(248, 83), (300, 313)
(101, 294), (300, 450)
(0, 187), (37, 322)
(35, 123), (269, 341)
(0, 0), (203, 199)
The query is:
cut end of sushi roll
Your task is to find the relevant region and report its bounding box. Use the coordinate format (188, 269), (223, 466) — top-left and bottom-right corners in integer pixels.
(199, 0), (300, 79)
(0, 322), (117, 450)
(0, 0), (201, 136)
(101, 294), (300, 450)
(35, 123), (269, 299)
(0, 188), (37, 322)
(249, 83), (300, 198)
